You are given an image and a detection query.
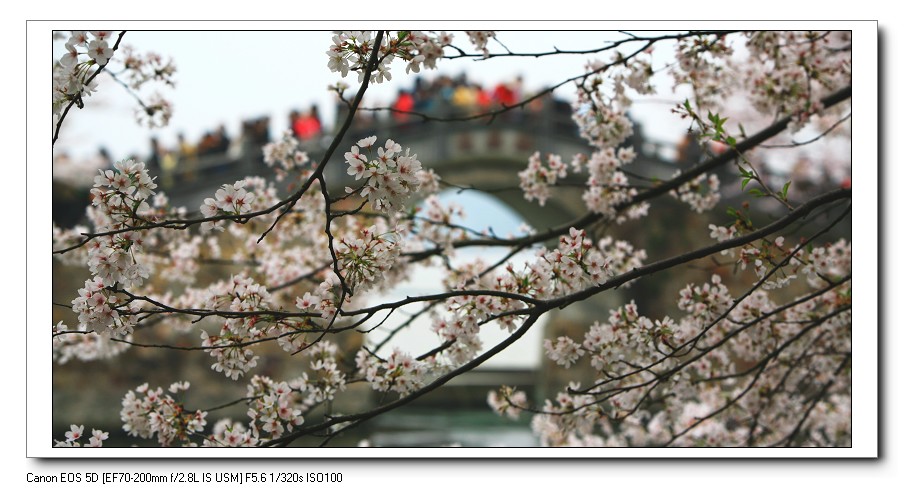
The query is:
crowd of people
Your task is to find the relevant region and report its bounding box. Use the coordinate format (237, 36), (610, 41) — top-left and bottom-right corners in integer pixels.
(387, 74), (526, 122)
(282, 75), (530, 143)
(72, 75), (550, 186)
(140, 117), (276, 186)
(289, 105), (322, 141)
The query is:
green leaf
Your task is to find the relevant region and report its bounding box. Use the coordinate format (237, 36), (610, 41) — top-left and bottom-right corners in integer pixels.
(748, 188), (766, 197)
(781, 181), (791, 200)
(708, 111), (728, 134)
(741, 177), (751, 190)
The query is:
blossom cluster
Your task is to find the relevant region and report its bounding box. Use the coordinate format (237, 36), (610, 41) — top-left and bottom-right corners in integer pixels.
(594, 236), (648, 278)
(357, 348), (429, 395)
(431, 299), (486, 366)
(718, 221), (838, 294)
(204, 360), (347, 445)
(402, 31), (453, 74)
(85, 160), (156, 267)
(52, 321), (130, 364)
(158, 234), (203, 284)
(518, 146), (647, 224)
(203, 419), (257, 447)
(344, 136), (423, 213)
(464, 31), (496, 57)
(294, 274), (346, 333)
(518, 152), (568, 206)
(577, 147), (648, 222)
(516, 239), (852, 446)
(326, 31), (498, 83)
(425, 228), (641, 367)
(327, 31), (393, 83)
(54, 424), (109, 448)
(572, 97), (634, 151)
(71, 276), (140, 336)
(54, 31), (176, 131)
(262, 130), (311, 181)
(677, 273), (734, 325)
(529, 382), (606, 447)
(118, 45), (177, 89)
(430, 262), (537, 365)
(64, 161), (161, 337)
(200, 274), (274, 380)
(735, 236), (801, 289)
(743, 32), (852, 131)
(802, 238), (852, 287)
(670, 172), (721, 213)
(413, 195), (467, 254)
(571, 56), (643, 150)
(487, 386), (527, 420)
(120, 382), (207, 447)
(335, 225), (403, 294)
(535, 227), (615, 297)
(669, 33), (735, 108)
(200, 180), (257, 232)
(90, 159), (158, 226)
(297, 341), (348, 403)
(243, 375), (305, 440)
(53, 31), (116, 124)
(544, 336), (585, 368)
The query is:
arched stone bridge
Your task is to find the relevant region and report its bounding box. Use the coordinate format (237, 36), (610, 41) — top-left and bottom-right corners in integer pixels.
(158, 100), (679, 234)
(146, 101), (684, 407)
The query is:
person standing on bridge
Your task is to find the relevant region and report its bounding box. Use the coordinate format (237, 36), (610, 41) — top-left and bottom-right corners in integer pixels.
(293, 104), (322, 141)
(392, 90), (415, 124)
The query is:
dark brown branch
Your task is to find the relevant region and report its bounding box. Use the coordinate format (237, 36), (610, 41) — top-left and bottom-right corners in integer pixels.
(523, 188), (850, 318)
(262, 312), (542, 447)
(391, 84), (852, 265)
(775, 353), (851, 447)
(256, 30), (386, 244)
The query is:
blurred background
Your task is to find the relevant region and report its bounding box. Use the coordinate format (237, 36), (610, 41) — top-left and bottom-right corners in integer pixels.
(51, 31), (852, 447)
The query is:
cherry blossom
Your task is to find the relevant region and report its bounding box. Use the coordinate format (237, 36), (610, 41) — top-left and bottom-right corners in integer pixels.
(53, 31), (176, 137)
(86, 39), (113, 65)
(357, 348), (429, 395)
(120, 382), (208, 446)
(50, 30), (854, 449)
(344, 136), (423, 213)
(670, 172), (721, 213)
(487, 386), (528, 420)
(52, 321), (130, 364)
(54, 424), (109, 448)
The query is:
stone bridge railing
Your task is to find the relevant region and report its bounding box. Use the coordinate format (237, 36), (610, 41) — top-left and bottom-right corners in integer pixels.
(155, 99), (679, 216)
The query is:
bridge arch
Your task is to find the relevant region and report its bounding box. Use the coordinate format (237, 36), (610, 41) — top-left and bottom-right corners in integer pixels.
(94, 101), (674, 404)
